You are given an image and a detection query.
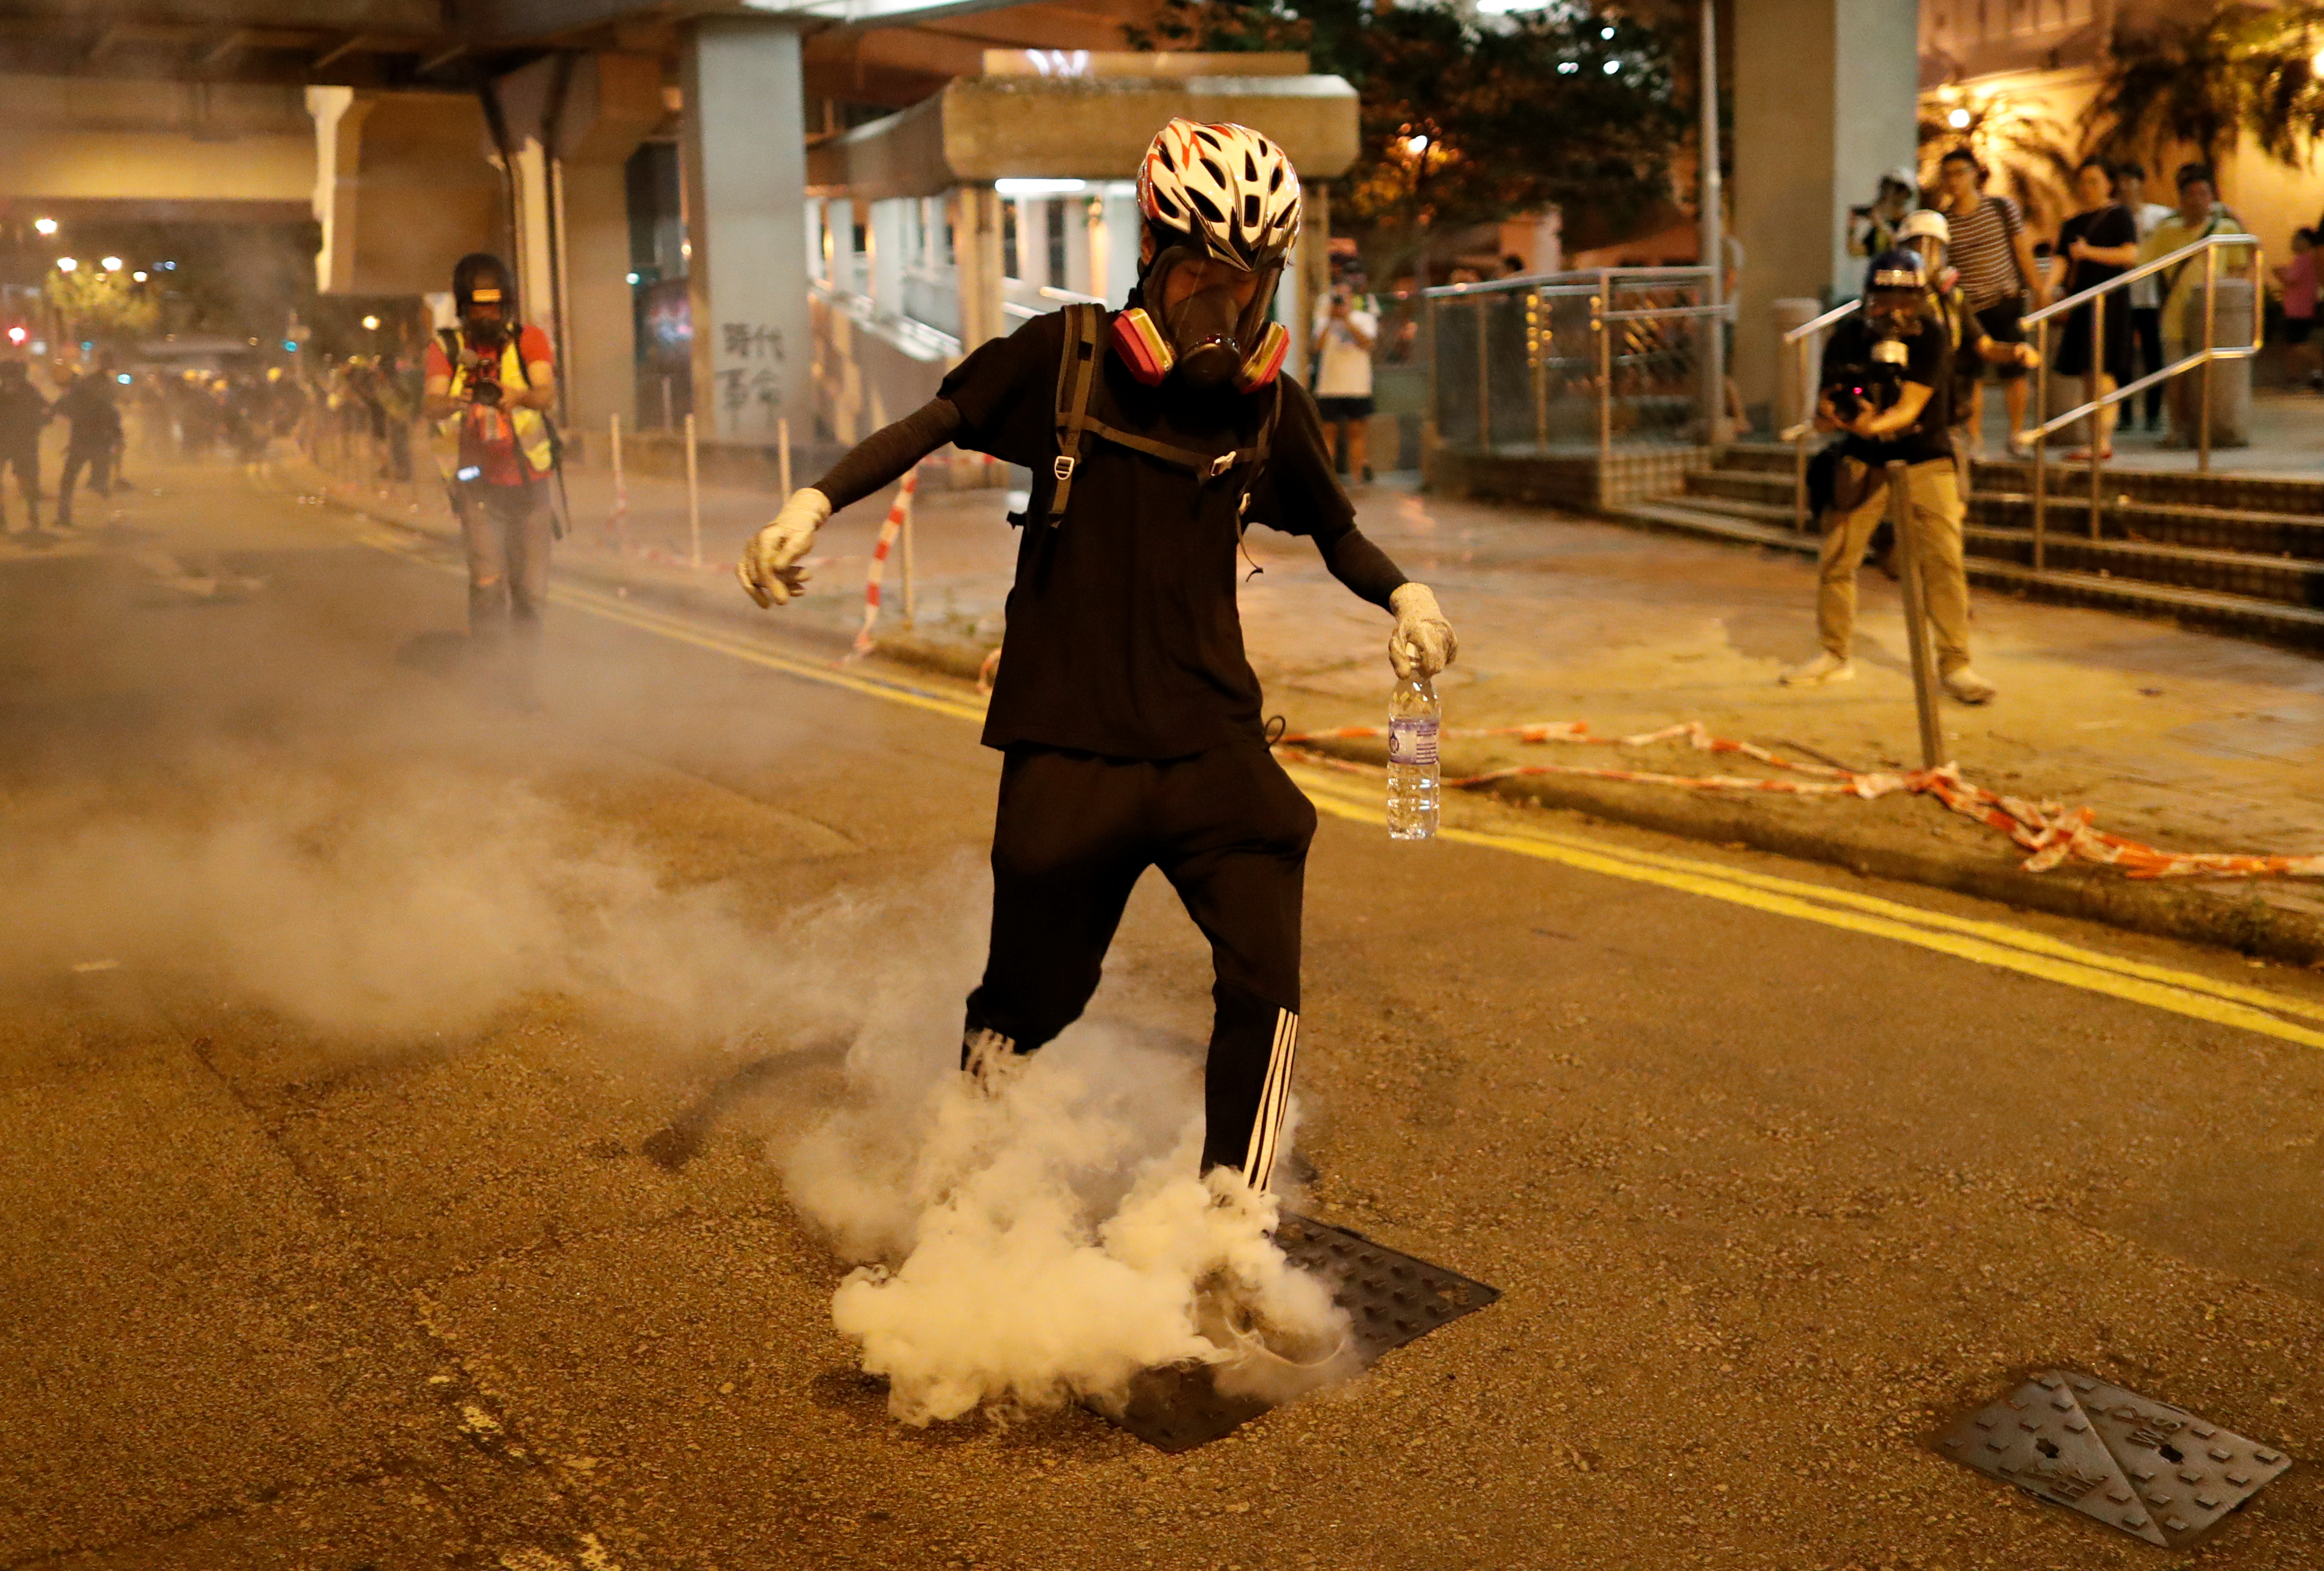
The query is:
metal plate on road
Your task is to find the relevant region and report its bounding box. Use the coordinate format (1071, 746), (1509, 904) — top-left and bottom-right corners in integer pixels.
(1102, 1213), (1501, 1453)
(1933, 1371), (2291, 1550)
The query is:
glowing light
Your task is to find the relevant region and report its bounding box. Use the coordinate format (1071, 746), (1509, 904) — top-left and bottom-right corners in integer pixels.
(116, 373), (132, 384)
(55, 257), (76, 273)
(132, 271), (146, 281)
(161, 261), (175, 270)
(6, 327), (24, 345)
(361, 314), (381, 331)
(100, 256), (122, 272)
(2312, 43), (2324, 75)
(1558, 61), (1579, 74)
(625, 271), (641, 285)
(1603, 59), (1620, 73)
(1405, 134), (1430, 156)
(33, 217), (58, 236)
(995, 178), (1087, 196)
(1601, 25), (1615, 38)
(1948, 107), (1972, 128)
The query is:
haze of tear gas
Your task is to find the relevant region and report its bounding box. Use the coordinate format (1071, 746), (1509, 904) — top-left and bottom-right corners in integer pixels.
(1, 540), (1356, 1425)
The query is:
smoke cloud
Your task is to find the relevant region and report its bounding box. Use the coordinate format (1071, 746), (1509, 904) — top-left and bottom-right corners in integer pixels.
(2, 743), (1353, 1428)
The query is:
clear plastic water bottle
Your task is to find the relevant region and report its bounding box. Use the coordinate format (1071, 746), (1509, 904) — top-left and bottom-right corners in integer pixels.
(1386, 677), (1440, 840)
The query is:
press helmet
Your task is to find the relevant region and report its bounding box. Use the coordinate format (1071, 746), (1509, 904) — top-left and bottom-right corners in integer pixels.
(452, 253), (516, 319)
(1864, 248), (1927, 296)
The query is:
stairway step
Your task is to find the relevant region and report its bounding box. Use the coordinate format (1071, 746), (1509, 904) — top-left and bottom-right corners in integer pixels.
(1965, 559), (2324, 631)
(1964, 526), (2324, 579)
(1973, 490), (2324, 533)
(1606, 501), (1816, 554)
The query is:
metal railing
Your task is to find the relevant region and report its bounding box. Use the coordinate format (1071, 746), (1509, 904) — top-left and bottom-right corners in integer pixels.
(1777, 232), (2261, 554)
(2017, 231), (2260, 570)
(1426, 266), (1726, 472)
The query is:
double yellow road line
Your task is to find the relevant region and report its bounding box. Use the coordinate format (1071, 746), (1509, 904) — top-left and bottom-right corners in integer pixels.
(342, 504), (2324, 1052)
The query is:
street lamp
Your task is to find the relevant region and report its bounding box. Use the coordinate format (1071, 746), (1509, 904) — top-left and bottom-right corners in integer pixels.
(1948, 106), (1972, 129)
(33, 217), (57, 236)
(361, 314), (381, 331)
(55, 257), (77, 273)
(132, 271), (146, 282)
(100, 256), (122, 272)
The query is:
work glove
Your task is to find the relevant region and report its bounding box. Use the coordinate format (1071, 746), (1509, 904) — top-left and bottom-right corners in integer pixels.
(737, 487), (833, 608)
(1388, 583), (1457, 681)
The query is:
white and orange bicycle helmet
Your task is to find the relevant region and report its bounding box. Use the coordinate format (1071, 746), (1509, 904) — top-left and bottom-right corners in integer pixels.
(1119, 119), (1301, 391)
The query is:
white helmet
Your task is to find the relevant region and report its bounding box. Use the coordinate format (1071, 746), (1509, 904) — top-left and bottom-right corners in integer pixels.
(1137, 119), (1302, 271)
(1898, 208), (1950, 245)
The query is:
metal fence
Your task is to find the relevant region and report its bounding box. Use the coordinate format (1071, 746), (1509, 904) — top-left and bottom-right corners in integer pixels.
(1426, 266), (1724, 461)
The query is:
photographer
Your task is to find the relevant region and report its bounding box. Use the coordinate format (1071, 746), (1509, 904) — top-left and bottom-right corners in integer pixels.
(422, 253), (558, 696)
(1847, 166), (1921, 261)
(1311, 273), (1378, 485)
(1782, 250), (1996, 705)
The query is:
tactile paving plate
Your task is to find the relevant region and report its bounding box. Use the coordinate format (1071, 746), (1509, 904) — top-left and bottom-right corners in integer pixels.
(1933, 1370), (2291, 1550)
(1103, 1213), (1501, 1453)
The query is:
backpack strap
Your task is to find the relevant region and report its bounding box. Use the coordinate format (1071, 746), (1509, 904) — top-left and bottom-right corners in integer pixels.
(1042, 302), (1276, 529)
(1046, 303), (1103, 527)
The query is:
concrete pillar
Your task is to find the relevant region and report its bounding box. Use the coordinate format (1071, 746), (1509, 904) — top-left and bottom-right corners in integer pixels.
(1289, 186), (1330, 386)
(1015, 197), (1046, 284)
(1063, 193), (1094, 297)
(869, 198), (906, 320)
(1101, 187), (1141, 308)
(680, 18), (811, 441)
(952, 184), (1006, 352)
(493, 54), (661, 436)
(1731, 0), (1917, 420)
(309, 86), (503, 296)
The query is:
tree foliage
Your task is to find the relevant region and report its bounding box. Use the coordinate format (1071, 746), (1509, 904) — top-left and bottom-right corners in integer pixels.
(1130, 0), (1690, 283)
(2084, 2), (2324, 173)
(44, 268), (159, 343)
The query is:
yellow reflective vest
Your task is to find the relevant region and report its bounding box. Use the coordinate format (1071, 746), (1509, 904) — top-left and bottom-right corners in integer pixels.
(432, 328), (555, 482)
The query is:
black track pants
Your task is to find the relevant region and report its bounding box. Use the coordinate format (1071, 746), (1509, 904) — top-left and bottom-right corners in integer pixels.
(964, 742), (1316, 1186)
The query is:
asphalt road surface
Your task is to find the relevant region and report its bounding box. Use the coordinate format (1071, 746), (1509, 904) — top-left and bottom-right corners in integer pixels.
(3, 461), (2321, 1571)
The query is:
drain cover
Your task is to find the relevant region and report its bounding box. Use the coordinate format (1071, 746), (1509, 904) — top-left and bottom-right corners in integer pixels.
(1934, 1371), (2291, 1550)
(1102, 1213), (1501, 1452)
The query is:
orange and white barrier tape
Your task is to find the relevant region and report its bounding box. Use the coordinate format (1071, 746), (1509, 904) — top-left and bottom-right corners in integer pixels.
(852, 468), (919, 657)
(1274, 720), (2324, 882)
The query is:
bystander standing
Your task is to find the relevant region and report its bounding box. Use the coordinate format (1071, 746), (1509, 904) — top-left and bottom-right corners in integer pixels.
(2272, 229), (2318, 391)
(1936, 147), (2047, 456)
(0, 361), (48, 533)
(1847, 167), (1921, 260)
(2117, 162), (2175, 431)
(2133, 163), (2247, 447)
(2054, 157), (2139, 461)
(1311, 275), (1379, 486)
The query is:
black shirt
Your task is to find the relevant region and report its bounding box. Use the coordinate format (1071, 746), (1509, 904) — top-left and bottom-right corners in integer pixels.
(940, 309), (1390, 760)
(1821, 311), (1954, 466)
(2059, 203), (2139, 299)
(0, 383), (48, 446)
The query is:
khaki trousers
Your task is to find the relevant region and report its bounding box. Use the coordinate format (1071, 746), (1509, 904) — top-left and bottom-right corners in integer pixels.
(1817, 457), (1972, 675)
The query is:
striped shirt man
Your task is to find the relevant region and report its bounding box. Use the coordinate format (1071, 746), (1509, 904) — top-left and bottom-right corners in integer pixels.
(1946, 194), (2029, 310)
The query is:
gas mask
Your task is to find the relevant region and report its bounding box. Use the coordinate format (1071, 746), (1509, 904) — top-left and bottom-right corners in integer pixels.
(1113, 242), (1289, 394)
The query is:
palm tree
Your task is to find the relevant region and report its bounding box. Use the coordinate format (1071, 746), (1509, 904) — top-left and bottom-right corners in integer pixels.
(2082, 6), (2251, 172)
(1919, 92), (2084, 232)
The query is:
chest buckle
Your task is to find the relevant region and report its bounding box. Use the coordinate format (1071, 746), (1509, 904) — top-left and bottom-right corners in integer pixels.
(1053, 455), (1076, 482)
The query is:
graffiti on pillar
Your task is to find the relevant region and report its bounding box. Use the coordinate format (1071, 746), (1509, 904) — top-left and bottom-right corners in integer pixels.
(717, 322), (787, 426)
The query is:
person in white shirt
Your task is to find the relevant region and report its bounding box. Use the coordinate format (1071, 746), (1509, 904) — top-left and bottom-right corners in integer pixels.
(1311, 276), (1378, 485)
(2116, 160), (2176, 433)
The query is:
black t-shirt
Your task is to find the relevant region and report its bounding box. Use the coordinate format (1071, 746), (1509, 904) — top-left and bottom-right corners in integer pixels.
(2060, 203), (2139, 299)
(1821, 311), (1954, 466)
(940, 309), (1361, 760)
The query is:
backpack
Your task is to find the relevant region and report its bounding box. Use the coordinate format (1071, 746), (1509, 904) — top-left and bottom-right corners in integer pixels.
(1035, 303), (1282, 532)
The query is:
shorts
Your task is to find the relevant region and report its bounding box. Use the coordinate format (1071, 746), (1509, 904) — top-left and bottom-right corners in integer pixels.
(1973, 299), (2027, 380)
(2284, 317), (2314, 345)
(1316, 396), (1375, 422)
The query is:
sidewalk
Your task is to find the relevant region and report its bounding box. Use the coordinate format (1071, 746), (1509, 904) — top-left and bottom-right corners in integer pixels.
(309, 450), (2324, 963)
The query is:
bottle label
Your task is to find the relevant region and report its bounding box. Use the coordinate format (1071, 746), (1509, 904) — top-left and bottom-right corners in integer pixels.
(1387, 716), (1439, 766)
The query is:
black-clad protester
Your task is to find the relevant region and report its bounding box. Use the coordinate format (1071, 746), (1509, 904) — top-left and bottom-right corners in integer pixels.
(737, 118), (1457, 1199)
(53, 370), (122, 528)
(0, 361), (48, 533)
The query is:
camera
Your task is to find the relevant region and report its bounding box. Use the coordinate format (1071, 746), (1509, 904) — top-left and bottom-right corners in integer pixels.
(1849, 203), (1873, 219)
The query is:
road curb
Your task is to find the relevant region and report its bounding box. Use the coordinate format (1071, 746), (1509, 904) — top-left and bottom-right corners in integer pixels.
(307, 468), (2324, 968)
(1294, 732), (2324, 968)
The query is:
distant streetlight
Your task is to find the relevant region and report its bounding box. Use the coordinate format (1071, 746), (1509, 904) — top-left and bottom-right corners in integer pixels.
(132, 271), (147, 282)
(361, 314), (381, 331)
(6, 327), (24, 346)
(1947, 106), (1972, 129)
(55, 257), (77, 273)
(100, 256), (122, 272)
(2312, 43), (2324, 76)
(34, 217), (59, 236)
(1405, 134), (1430, 156)
(626, 271), (641, 285)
